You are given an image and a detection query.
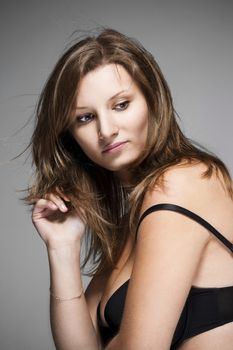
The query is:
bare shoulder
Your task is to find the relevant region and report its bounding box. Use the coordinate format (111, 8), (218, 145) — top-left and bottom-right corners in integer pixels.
(139, 160), (233, 249)
(142, 161), (232, 214)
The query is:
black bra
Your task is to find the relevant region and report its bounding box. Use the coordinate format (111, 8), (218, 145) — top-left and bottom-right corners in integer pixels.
(97, 204), (233, 349)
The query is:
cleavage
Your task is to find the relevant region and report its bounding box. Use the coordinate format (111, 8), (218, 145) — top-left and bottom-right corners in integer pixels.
(99, 250), (134, 327)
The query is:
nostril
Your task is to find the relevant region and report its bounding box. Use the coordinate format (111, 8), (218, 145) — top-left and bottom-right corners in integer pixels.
(97, 124), (119, 140)
(98, 130), (104, 140)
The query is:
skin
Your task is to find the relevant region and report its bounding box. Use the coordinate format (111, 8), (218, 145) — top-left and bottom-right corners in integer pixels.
(70, 63), (149, 184)
(32, 64), (233, 349)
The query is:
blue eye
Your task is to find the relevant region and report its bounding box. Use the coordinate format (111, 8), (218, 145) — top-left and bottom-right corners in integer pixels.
(115, 101), (129, 111)
(76, 113), (94, 124)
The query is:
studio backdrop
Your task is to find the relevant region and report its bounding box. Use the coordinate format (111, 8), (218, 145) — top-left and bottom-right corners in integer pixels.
(0, 1), (232, 349)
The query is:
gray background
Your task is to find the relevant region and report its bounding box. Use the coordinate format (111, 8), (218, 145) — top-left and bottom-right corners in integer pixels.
(1, 0), (232, 349)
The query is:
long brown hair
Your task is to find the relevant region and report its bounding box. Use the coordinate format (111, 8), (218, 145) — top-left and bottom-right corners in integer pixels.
(26, 28), (232, 276)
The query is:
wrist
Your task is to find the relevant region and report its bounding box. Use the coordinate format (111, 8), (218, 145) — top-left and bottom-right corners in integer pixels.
(47, 243), (81, 271)
(50, 287), (83, 302)
(47, 240), (81, 256)
(48, 244), (83, 297)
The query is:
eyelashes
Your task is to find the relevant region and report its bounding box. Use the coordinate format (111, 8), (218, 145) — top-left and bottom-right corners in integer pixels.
(76, 113), (95, 124)
(114, 100), (129, 111)
(75, 100), (130, 124)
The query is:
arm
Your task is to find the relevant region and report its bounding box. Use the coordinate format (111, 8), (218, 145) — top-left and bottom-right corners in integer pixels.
(32, 195), (102, 350)
(106, 165), (219, 350)
(48, 244), (101, 350)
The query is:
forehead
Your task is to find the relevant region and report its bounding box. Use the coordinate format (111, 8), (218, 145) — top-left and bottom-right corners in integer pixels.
(76, 64), (135, 105)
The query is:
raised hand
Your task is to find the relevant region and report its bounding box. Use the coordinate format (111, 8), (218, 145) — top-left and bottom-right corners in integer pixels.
(32, 194), (86, 250)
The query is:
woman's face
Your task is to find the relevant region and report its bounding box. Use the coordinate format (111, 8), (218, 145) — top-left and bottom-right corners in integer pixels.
(70, 63), (149, 183)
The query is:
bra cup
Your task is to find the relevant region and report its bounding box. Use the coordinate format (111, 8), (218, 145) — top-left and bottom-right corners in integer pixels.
(98, 282), (233, 349)
(104, 280), (129, 330)
(171, 298), (189, 348)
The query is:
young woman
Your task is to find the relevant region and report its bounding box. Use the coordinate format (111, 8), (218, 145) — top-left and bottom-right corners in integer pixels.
(29, 28), (233, 349)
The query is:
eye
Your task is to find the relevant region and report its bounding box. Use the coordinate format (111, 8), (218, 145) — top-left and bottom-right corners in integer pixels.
(76, 113), (95, 124)
(114, 100), (129, 111)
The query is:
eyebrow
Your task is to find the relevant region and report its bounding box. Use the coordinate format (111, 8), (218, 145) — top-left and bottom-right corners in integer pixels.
(75, 90), (129, 110)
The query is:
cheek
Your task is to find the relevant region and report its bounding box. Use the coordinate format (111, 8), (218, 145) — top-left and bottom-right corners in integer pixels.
(73, 128), (97, 148)
(134, 109), (148, 136)
(73, 133), (99, 160)
(125, 102), (148, 131)
(133, 100), (148, 126)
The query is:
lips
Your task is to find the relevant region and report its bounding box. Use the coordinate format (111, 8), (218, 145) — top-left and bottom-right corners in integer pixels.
(102, 141), (128, 153)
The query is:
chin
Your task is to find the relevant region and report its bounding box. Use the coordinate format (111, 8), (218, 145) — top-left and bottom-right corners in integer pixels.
(105, 160), (136, 173)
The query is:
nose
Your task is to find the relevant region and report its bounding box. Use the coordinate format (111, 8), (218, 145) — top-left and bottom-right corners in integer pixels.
(97, 113), (119, 141)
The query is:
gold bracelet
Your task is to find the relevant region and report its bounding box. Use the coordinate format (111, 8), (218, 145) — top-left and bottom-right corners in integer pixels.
(50, 288), (83, 302)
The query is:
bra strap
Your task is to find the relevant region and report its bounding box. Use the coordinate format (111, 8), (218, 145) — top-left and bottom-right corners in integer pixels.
(136, 203), (233, 253)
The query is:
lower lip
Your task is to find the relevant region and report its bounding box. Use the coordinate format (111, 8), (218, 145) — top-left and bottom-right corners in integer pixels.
(102, 142), (128, 154)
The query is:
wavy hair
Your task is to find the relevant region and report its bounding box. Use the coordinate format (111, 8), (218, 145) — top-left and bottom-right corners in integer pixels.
(26, 28), (232, 276)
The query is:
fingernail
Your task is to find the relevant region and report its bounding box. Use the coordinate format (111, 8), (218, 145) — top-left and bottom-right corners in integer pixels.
(62, 204), (67, 210)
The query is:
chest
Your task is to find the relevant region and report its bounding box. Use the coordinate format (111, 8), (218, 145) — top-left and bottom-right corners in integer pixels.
(99, 236), (135, 326)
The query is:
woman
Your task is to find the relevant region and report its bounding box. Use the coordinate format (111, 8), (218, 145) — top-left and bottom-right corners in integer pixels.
(28, 28), (233, 349)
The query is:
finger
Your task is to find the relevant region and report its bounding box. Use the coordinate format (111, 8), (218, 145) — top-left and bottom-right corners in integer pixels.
(44, 193), (68, 212)
(55, 187), (71, 202)
(32, 199), (58, 217)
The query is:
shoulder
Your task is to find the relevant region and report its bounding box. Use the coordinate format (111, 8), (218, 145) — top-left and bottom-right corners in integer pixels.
(136, 160), (231, 248)
(141, 160), (228, 216)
